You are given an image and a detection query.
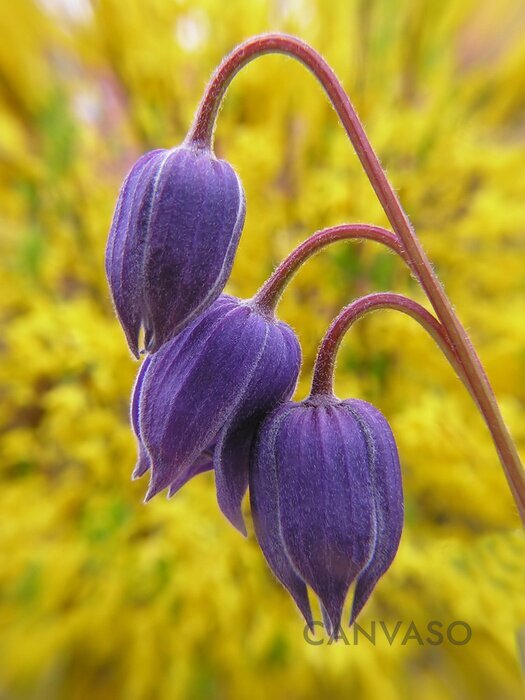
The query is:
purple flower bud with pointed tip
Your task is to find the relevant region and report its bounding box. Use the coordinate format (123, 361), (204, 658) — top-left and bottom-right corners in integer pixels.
(132, 294), (301, 531)
(106, 145), (246, 357)
(250, 395), (403, 634)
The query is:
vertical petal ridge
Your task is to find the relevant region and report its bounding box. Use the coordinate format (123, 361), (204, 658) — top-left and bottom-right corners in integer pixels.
(105, 150), (162, 278)
(142, 148), (246, 350)
(106, 150), (165, 356)
(213, 418), (257, 536)
(344, 400), (404, 624)
(214, 319), (300, 533)
(250, 406), (313, 628)
(130, 355), (152, 479)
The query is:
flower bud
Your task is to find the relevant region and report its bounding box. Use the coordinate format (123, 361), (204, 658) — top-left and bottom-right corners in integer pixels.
(250, 395), (403, 633)
(132, 294), (301, 534)
(106, 146), (246, 357)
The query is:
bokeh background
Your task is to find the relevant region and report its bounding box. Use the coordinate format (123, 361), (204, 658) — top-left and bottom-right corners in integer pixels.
(1, 0), (524, 698)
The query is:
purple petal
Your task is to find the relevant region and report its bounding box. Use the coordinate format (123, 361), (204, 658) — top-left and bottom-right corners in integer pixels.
(142, 148), (246, 351)
(320, 603), (334, 639)
(141, 298), (269, 499)
(275, 403), (376, 635)
(250, 405), (313, 628)
(214, 419), (255, 536)
(130, 355), (153, 479)
(106, 150), (166, 357)
(344, 400), (404, 624)
(132, 446), (151, 480)
(233, 315), (301, 418)
(106, 150), (163, 280)
(214, 318), (300, 534)
(167, 448), (214, 498)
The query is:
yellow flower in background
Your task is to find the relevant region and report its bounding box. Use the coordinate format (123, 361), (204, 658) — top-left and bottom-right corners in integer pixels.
(0, 1), (524, 699)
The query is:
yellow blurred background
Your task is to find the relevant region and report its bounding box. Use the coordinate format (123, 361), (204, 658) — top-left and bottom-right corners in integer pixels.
(1, 0), (524, 698)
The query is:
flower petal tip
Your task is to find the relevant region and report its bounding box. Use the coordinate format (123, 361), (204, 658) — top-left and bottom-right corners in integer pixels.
(144, 481), (163, 503)
(131, 463), (148, 481)
(302, 608), (315, 634)
(227, 512), (248, 537)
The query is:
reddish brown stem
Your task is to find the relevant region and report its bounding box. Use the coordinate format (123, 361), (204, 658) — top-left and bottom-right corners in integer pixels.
(311, 293), (471, 400)
(253, 223), (407, 313)
(189, 33), (525, 523)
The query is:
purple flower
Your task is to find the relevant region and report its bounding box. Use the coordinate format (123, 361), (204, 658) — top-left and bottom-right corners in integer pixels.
(250, 395), (403, 634)
(132, 294), (301, 534)
(106, 146), (246, 357)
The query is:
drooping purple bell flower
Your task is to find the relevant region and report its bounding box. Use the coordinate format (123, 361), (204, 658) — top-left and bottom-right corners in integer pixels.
(250, 395), (403, 634)
(106, 145), (246, 357)
(132, 294), (301, 534)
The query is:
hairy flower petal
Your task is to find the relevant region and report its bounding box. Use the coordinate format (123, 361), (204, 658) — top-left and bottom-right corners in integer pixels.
(130, 355), (153, 480)
(345, 399), (404, 624)
(214, 317), (301, 533)
(214, 420), (255, 536)
(142, 149), (245, 351)
(106, 150), (165, 356)
(167, 448), (215, 498)
(250, 405), (313, 628)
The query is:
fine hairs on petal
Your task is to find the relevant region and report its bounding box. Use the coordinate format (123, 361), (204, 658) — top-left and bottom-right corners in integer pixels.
(214, 317), (301, 534)
(129, 355), (153, 480)
(344, 400), (404, 624)
(250, 404), (314, 629)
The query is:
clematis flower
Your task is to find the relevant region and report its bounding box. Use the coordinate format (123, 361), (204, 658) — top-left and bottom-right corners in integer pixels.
(133, 294), (301, 534)
(105, 145), (246, 357)
(250, 395), (403, 634)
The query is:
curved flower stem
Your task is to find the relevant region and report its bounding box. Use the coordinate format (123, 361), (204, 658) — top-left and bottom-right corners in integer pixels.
(189, 33), (525, 522)
(311, 293), (473, 403)
(253, 223), (407, 314)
